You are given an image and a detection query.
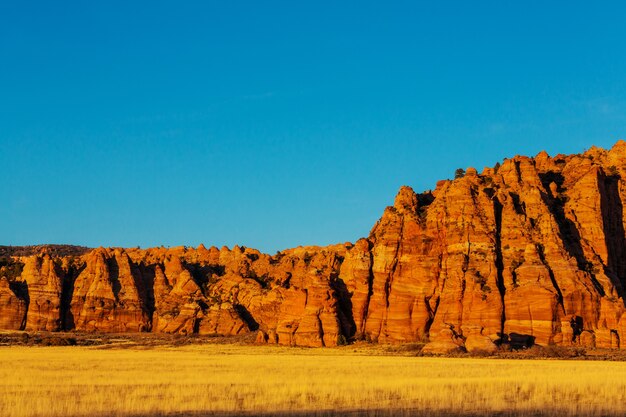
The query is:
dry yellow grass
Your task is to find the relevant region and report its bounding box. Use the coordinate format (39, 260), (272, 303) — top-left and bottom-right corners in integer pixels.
(2, 344), (626, 417)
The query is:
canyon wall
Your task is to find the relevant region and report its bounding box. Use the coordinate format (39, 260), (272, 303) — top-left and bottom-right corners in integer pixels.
(2, 141), (626, 352)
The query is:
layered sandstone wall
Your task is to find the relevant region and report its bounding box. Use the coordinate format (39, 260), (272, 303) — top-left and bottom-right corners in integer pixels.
(2, 141), (626, 351)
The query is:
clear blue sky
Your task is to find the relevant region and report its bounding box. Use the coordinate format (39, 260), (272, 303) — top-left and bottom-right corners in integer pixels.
(1, 2), (625, 253)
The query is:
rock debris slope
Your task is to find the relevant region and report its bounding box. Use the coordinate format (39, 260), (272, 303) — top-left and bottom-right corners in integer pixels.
(2, 142), (626, 352)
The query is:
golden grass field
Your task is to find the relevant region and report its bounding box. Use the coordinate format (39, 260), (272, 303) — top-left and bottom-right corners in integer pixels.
(2, 343), (626, 417)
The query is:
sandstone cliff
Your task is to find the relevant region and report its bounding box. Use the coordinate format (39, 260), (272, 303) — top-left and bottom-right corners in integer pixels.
(2, 141), (626, 351)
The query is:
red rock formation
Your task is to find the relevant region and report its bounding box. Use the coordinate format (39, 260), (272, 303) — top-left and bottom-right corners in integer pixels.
(0, 276), (26, 330)
(68, 248), (149, 332)
(20, 254), (63, 331)
(2, 141), (626, 351)
(151, 259), (202, 334)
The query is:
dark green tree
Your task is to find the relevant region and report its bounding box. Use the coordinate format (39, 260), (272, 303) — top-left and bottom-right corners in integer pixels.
(454, 168), (466, 179)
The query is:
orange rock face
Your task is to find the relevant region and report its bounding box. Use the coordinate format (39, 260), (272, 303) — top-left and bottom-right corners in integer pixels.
(21, 254), (63, 331)
(68, 248), (150, 332)
(2, 141), (626, 350)
(0, 276), (27, 330)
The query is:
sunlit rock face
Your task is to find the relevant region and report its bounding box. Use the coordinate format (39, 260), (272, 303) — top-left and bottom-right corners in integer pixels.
(20, 254), (63, 331)
(3, 141), (626, 350)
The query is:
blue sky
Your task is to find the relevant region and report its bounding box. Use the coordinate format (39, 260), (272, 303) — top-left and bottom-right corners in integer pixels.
(1, 2), (626, 253)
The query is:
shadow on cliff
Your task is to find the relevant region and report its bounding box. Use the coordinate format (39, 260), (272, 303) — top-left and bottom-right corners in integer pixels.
(233, 304), (259, 331)
(140, 264), (157, 327)
(600, 173), (626, 296)
(500, 332), (536, 349)
(8, 280), (29, 329)
(539, 172), (605, 296)
(61, 262), (86, 331)
(330, 275), (356, 341)
(184, 262), (226, 294)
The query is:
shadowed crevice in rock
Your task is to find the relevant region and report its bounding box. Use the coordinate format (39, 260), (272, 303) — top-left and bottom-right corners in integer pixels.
(60, 262), (84, 331)
(139, 264), (157, 329)
(131, 260), (149, 312)
(107, 257), (122, 301)
(542, 183), (605, 296)
(8, 280), (29, 330)
(331, 270), (356, 340)
(185, 263), (226, 296)
(539, 171), (565, 195)
(507, 332), (536, 349)
(416, 191), (435, 220)
(600, 172), (626, 294)
(509, 192), (526, 216)
(514, 159), (522, 182)
(233, 304), (259, 331)
(569, 315), (584, 342)
(60, 271), (74, 331)
(493, 196), (506, 342)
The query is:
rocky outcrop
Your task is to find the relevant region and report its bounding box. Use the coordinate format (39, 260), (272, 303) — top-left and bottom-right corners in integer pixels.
(68, 248), (149, 332)
(0, 276), (27, 330)
(2, 141), (626, 350)
(21, 254), (63, 331)
(203, 244), (348, 347)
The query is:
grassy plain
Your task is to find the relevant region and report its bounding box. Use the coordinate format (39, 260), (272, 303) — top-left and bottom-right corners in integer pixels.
(2, 342), (626, 417)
